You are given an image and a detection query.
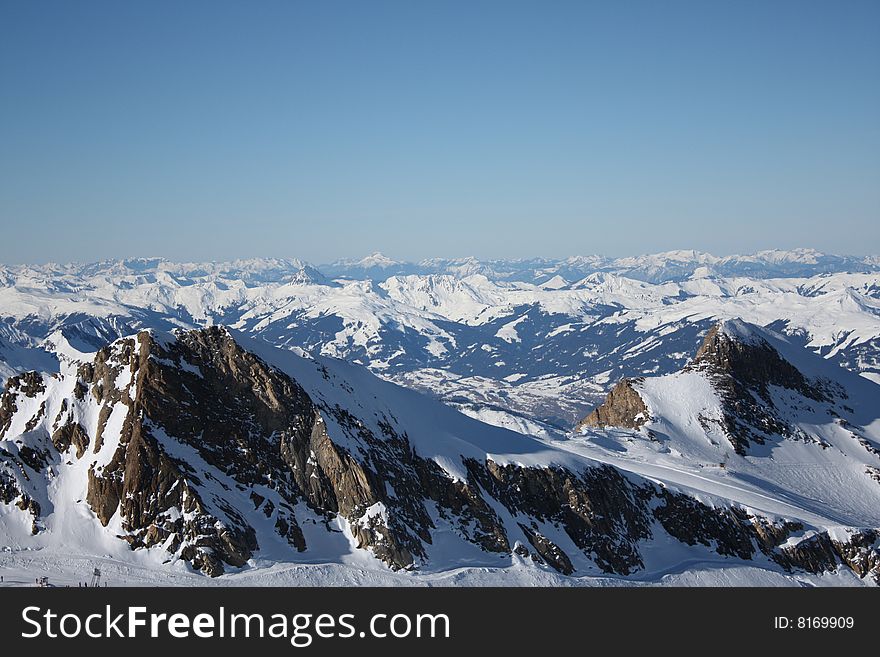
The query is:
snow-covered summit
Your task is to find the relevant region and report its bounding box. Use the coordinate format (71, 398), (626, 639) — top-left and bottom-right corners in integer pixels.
(318, 249), (879, 284)
(715, 317), (767, 345)
(347, 252), (401, 268)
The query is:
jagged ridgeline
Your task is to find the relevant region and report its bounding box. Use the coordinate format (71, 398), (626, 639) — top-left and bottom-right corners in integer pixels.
(1, 324), (879, 582)
(575, 319), (880, 580)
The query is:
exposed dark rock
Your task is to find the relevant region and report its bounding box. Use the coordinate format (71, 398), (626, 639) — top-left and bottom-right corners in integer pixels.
(686, 322), (832, 454)
(830, 530), (880, 583)
(17, 445), (50, 472)
(0, 468), (18, 506)
(0, 371), (46, 437)
(467, 460), (650, 574)
(1, 458), (41, 533)
(51, 420), (90, 458)
(15, 495), (41, 534)
(82, 331), (266, 575)
(94, 404), (113, 452)
(572, 320), (859, 457)
(23, 401), (46, 433)
(77, 327), (491, 573)
(774, 533), (839, 574)
(691, 323), (828, 401)
(576, 379), (648, 431)
(654, 491), (756, 560)
(517, 522), (574, 574)
(415, 456), (509, 555)
(275, 514), (307, 551)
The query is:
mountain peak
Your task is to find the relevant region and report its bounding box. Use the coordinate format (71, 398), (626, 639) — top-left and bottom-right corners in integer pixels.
(576, 379), (649, 431)
(692, 319), (773, 367)
(357, 252), (399, 267)
(702, 318), (766, 350)
(284, 264), (335, 286)
(689, 319), (825, 399)
(577, 318), (838, 455)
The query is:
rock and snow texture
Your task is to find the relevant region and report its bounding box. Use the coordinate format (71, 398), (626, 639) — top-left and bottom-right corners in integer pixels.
(1, 252), (880, 585)
(569, 319), (880, 582)
(1, 323), (879, 585)
(0, 252), (879, 441)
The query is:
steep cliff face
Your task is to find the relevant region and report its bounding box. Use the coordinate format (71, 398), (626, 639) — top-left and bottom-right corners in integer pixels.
(690, 321), (828, 400)
(2, 325), (880, 583)
(0, 328), (572, 575)
(0, 370), (49, 535)
(466, 460), (650, 574)
(50, 327), (520, 574)
(684, 320), (839, 454)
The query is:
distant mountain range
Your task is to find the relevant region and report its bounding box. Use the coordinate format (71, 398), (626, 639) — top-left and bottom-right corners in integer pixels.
(320, 248), (880, 284)
(4, 248), (878, 287)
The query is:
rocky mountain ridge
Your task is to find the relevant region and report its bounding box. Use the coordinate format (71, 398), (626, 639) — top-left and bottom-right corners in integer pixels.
(569, 320), (880, 582)
(2, 325), (879, 582)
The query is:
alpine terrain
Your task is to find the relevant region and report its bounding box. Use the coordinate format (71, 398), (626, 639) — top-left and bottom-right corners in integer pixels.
(1, 250), (879, 586)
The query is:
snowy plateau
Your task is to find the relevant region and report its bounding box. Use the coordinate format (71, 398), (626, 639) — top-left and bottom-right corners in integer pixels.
(1, 249), (880, 587)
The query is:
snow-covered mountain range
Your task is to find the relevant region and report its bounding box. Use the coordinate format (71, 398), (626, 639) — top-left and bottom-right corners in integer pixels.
(1, 250), (878, 439)
(1, 250), (879, 586)
(1, 321), (879, 586)
(322, 248), (879, 284)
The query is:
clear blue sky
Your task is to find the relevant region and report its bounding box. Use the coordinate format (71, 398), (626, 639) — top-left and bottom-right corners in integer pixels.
(1, 0), (878, 264)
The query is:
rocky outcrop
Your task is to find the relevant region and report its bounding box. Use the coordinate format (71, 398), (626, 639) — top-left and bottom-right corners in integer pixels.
(0, 371), (46, 438)
(770, 530), (880, 583)
(6, 327), (532, 575)
(832, 530), (880, 582)
(77, 332), (261, 575)
(691, 322), (828, 400)
(51, 420), (89, 459)
(0, 372), (50, 535)
(576, 379), (649, 431)
(575, 321), (844, 455)
(465, 460), (651, 574)
(0, 451), (41, 535)
(517, 522), (574, 575)
(685, 321), (835, 454)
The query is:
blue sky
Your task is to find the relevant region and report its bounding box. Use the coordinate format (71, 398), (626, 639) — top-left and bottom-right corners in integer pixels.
(1, 0), (878, 264)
